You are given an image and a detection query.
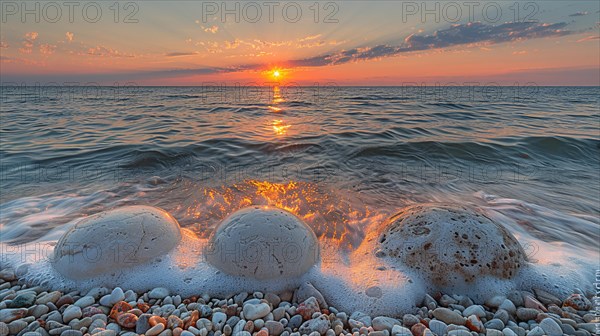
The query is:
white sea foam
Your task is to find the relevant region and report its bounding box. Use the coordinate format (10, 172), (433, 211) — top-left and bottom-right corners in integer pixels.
(0, 191), (597, 315)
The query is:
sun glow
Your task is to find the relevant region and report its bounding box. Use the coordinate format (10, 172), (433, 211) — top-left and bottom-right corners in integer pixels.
(269, 68), (284, 80)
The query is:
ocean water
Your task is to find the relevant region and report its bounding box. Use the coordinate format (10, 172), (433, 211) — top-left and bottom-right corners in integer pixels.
(0, 86), (598, 313)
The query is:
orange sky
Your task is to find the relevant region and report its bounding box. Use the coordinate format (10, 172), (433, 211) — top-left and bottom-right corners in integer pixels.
(1, 1), (598, 85)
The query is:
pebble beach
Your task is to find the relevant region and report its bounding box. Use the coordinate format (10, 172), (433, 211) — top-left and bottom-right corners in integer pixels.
(1, 268), (597, 336)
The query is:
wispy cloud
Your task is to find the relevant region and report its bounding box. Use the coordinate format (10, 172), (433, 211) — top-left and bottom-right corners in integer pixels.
(154, 21), (575, 77)
(195, 21), (219, 34)
(576, 35), (599, 42)
(569, 11), (588, 17)
(19, 32), (38, 54)
(287, 21), (572, 67)
(203, 25), (219, 34)
(65, 21), (576, 80)
(39, 44), (57, 55)
(2, 20), (578, 83)
(297, 34), (322, 42)
(85, 46), (134, 58)
(193, 34), (348, 54)
(165, 51), (199, 57)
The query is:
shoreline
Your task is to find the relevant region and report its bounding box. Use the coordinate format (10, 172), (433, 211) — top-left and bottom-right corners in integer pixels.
(0, 269), (597, 336)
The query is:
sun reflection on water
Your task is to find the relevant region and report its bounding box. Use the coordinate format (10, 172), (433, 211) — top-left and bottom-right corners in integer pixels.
(272, 119), (291, 135)
(182, 180), (376, 249)
(269, 86), (289, 135)
(271, 85), (284, 104)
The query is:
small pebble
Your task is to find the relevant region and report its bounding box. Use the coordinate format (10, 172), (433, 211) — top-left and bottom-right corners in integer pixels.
(539, 318), (562, 336)
(63, 305), (82, 324)
(149, 288), (170, 300)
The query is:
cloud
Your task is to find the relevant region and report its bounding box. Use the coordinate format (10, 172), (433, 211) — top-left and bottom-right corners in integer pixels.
(225, 51), (273, 59)
(25, 32), (38, 40)
(297, 34), (322, 42)
(0, 41), (8, 49)
(165, 51), (199, 57)
(66, 32), (74, 42)
(39, 44), (57, 55)
(202, 25), (219, 34)
(4, 20), (576, 83)
(569, 11), (588, 17)
(64, 20), (572, 80)
(287, 21), (572, 67)
(86, 46), (134, 58)
(403, 22), (570, 49)
(576, 35), (599, 42)
(295, 35), (346, 48)
(195, 35), (346, 54)
(19, 32), (39, 54)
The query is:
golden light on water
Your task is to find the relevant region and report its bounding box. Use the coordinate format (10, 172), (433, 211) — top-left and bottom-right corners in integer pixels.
(269, 85), (287, 134)
(268, 87), (283, 111)
(182, 180), (375, 249)
(272, 119), (291, 135)
(271, 85), (284, 104)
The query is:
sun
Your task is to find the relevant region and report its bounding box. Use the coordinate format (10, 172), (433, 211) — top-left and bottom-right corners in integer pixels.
(269, 68), (283, 80)
(265, 68), (287, 81)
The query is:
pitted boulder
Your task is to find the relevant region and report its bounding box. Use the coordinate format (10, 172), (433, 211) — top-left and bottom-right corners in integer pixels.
(377, 204), (526, 285)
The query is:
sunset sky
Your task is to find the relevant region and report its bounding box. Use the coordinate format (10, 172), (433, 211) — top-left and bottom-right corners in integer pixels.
(1, 1), (599, 85)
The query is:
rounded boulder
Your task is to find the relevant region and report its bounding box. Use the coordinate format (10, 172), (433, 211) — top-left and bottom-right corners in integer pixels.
(377, 204), (526, 285)
(206, 206), (319, 279)
(52, 205), (182, 279)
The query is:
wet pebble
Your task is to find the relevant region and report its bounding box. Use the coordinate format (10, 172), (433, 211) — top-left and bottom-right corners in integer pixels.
(462, 305), (486, 318)
(299, 316), (330, 335)
(146, 323), (166, 336)
(63, 305), (82, 324)
(516, 308), (540, 321)
(371, 316), (399, 332)
(539, 318), (562, 336)
(265, 320), (284, 336)
(149, 288), (170, 300)
(0, 308), (28, 323)
(9, 292), (36, 308)
(432, 308), (466, 325)
(243, 302), (271, 320)
(563, 294), (592, 311)
(74, 296), (95, 308)
(484, 318), (505, 330)
(428, 320), (447, 335)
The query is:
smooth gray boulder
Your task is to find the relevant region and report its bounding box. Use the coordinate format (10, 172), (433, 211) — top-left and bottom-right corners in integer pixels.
(206, 206), (319, 279)
(52, 205), (182, 279)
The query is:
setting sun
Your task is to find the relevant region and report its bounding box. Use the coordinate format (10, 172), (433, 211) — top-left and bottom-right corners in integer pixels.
(269, 69), (283, 80)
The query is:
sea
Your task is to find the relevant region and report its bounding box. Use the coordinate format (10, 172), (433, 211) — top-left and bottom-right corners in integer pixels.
(0, 85), (598, 313)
